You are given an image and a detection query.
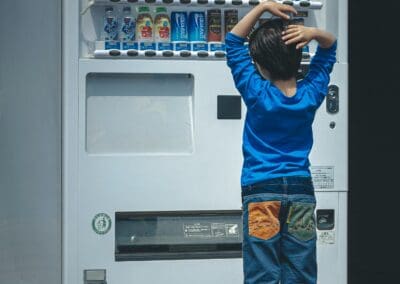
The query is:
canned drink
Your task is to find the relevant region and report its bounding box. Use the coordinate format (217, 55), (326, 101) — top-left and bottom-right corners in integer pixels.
(189, 12), (206, 42)
(171, 12), (188, 42)
(207, 9), (222, 42)
(224, 9), (238, 35)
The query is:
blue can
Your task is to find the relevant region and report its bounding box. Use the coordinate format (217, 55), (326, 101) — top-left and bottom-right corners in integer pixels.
(171, 12), (188, 42)
(189, 12), (206, 42)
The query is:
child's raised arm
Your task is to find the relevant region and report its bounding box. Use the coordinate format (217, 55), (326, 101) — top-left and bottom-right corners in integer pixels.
(230, 0), (297, 38)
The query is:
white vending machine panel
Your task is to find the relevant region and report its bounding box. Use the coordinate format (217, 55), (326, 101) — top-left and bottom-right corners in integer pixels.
(63, 0), (348, 283)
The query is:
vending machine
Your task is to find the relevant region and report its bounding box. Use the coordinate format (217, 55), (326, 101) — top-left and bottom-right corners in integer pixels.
(63, 0), (347, 283)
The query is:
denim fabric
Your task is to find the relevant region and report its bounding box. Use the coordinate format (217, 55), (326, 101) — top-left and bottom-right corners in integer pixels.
(242, 176), (317, 284)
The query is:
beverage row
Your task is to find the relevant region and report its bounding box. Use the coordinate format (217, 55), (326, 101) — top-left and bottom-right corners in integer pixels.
(101, 5), (238, 50)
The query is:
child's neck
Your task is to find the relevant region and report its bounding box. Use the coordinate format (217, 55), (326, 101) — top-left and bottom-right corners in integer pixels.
(273, 78), (297, 98)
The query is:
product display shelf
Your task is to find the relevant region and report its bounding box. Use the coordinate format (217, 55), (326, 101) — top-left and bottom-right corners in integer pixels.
(89, 0), (323, 9)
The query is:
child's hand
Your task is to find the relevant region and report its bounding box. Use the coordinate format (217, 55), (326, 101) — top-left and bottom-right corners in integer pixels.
(282, 25), (316, 49)
(262, 0), (297, 20)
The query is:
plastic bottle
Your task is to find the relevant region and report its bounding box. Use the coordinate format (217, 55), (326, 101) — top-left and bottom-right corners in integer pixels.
(136, 6), (153, 42)
(120, 6), (136, 42)
(102, 6), (119, 49)
(154, 7), (170, 42)
(120, 6), (137, 50)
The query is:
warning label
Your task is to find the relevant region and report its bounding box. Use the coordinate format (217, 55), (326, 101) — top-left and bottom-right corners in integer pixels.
(183, 223), (211, 238)
(311, 166), (334, 189)
(318, 230), (335, 245)
(184, 223), (240, 238)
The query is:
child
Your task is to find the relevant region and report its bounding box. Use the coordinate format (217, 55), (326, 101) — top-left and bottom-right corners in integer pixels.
(225, 1), (337, 283)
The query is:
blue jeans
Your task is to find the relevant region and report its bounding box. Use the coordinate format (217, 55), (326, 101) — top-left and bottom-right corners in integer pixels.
(241, 176), (317, 284)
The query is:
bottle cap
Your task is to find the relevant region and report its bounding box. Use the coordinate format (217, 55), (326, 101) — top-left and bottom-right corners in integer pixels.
(137, 6), (150, 13)
(155, 7), (167, 14)
(105, 6), (113, 12)
(123, 6), (131, 12)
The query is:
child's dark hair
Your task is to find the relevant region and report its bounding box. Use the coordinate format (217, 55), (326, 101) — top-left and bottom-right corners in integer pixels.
(249, 18), (302, 81)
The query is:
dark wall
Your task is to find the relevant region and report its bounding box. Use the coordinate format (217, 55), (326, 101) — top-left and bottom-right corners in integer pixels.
(349, 1), (400, 283)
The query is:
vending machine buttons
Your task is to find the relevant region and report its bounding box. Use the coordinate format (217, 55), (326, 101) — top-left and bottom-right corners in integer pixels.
(214, 51), (226, 58)
(283, 0), (294, 6)
(144, 50), (156, 57)
(180, 51), (191, 57)
(127, 50), (139, 57)
(197, 51), (209, 57)
(162, 51), (174, 57)
(109, 50), (121, 56)
(300, 1), (311, 8)
(232, 0), (243, 5)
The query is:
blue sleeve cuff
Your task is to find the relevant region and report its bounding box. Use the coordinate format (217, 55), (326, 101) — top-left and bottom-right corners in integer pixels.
(316, 40), (337, 54)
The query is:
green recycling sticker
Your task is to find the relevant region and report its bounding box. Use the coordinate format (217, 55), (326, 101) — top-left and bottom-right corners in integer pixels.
(92, 213), (112, 235)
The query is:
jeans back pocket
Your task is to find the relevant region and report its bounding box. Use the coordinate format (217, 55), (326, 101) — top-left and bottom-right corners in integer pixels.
(287, 202), (316, 241)
(248, 201), (281, 240)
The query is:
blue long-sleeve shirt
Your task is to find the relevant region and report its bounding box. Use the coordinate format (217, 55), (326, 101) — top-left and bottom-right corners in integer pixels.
(225, 32), (337, 186)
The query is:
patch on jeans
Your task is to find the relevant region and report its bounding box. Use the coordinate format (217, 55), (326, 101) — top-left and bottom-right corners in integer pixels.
(248, 201), (281, 240)
(287, 202), (316, 241)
